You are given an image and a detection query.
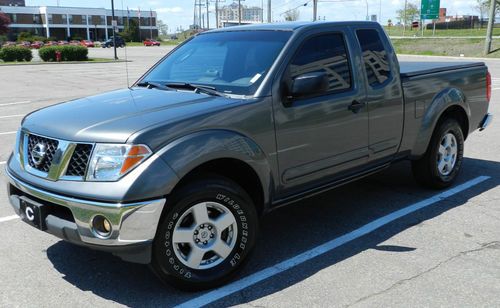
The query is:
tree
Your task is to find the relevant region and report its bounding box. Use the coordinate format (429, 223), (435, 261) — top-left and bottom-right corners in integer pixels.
(0, 12), (11, 35)
(476, 0), (500, 28)
(284, 8), (300, 21)
(122, 18), (140, 42)
(157, 19), (168, 36)
(396, 2), (419, 27)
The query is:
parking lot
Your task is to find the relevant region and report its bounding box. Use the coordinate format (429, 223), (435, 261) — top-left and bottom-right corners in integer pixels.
(0, 47), (499, 307)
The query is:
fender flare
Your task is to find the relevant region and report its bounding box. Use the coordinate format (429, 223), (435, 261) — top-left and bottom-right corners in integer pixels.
(156, 129), (274, 208)
(411, 87), (470, 158)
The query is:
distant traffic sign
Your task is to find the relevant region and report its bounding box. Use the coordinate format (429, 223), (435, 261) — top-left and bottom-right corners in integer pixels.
(421, 0), (440, 20)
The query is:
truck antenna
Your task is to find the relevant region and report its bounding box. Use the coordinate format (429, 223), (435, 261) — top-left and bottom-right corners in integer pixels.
(121, 0), (130, 88)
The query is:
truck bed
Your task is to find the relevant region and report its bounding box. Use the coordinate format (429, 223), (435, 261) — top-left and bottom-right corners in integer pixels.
(399, 61), (485, 78)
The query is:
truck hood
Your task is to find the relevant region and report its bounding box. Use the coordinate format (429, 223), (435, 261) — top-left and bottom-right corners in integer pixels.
(22, 88), (240, 144)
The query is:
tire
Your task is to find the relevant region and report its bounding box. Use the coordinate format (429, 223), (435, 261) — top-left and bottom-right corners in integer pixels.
(412, 118), (464, 189)
(150, 175), (259, 290)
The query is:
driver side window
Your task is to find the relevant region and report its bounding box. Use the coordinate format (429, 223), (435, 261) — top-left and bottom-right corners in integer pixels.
(290, 33), (352, 95)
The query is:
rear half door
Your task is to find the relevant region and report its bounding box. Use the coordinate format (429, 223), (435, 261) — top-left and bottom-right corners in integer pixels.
(272, 28), (369, 196)
(353, 27), (404, 161)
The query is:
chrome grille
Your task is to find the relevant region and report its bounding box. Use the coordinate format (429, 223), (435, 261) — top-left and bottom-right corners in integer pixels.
(66, 144), (93, 177)
(27, 134), (59, 173)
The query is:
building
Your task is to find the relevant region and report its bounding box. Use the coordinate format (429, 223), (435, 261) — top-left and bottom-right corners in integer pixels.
(0, 5), (158, 41)
(0, 0), (24, 6)
(217, 2), (263, 27)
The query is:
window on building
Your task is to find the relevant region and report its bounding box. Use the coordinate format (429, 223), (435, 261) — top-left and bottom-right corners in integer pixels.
(68, 15), (73, 24)
(10, 14), (17, 23)
(289, 33), (352, 94)
(48, 14), (53, 24)
(355, 29), (391, 87)
(33, 14), (40, 23)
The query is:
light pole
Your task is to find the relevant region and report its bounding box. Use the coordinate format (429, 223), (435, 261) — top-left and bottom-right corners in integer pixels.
(365, 0), (369, 21)
(111, 0), (117, 60)
(238, 0), (242, 25)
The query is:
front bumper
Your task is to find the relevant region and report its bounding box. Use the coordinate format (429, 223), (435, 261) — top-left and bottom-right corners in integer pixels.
(5, 166), (165, 264)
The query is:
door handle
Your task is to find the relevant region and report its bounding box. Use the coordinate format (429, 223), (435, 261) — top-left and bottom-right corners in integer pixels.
(348, 100), (364, 114)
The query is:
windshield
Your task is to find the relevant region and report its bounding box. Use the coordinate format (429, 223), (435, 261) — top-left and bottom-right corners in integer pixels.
(139, 30), (292, 96)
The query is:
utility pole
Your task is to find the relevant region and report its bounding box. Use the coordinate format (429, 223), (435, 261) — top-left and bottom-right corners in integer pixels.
(484, 0), (497, 55)
(402, 0), (407, 36)
(364, 0), (369, 20)
(238, 0), (242, 25)
(150, 8), (153, 39)
(215, 0), (219, 28)
(313, 0), (317, 21)
(267, 0), (271, 23)
(206, 0), (210, 29)
(111, 0), (117, 60)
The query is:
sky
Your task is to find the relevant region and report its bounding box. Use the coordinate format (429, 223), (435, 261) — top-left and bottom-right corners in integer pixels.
(26, 0), (479, 33)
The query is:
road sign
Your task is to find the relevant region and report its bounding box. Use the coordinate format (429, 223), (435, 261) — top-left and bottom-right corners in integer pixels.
(421, 0), (440, 20)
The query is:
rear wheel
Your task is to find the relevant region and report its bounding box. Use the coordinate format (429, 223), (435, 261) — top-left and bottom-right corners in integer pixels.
(412, 118), (464, 189)
(150, 175), (258, 290)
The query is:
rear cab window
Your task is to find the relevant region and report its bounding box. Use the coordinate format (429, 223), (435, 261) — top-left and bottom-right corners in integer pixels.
(355, 29), (392, 87)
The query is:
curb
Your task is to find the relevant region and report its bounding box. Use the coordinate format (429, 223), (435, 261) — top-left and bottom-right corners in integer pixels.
(0, 59), (130, 66)
(398, 54), (500, 61)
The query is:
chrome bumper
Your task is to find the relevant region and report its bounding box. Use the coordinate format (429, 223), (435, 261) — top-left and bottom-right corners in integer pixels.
(5, 166), (165, 248)
(479, 113), (493, 131)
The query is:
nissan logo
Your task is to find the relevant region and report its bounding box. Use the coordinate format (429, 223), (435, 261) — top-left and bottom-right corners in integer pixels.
(31, 143), (47, 167)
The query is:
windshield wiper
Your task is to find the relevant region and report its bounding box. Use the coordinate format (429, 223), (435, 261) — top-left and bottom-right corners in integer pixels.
(164, 82), (226, 97)
(136, 81), (173, 91)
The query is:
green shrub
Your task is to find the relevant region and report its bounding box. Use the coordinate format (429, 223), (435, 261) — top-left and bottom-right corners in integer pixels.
(17, 31), (34, 42)
(39, 45), (88, 62)
(0, 46), (32, 62)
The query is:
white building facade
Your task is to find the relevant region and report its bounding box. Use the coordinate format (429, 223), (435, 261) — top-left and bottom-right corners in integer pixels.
(0, 5), (158, 40)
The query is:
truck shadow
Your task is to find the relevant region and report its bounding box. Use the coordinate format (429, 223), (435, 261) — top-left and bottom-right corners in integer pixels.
(46, 157), (499, 307)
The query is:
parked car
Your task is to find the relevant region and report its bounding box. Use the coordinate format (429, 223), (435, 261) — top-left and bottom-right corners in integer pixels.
(80, 40), (95, 48)
(5, 21), (492, 290)
(44, 41), (58, 46)
(69, 40), (80, 46)
(102, 36), (125, 48)
(17, 41), (31, 48)
(30, 41), (44, 49)
(2, 41), (16, 47)
(57, 40), (69, 45)
(143, 39), (161, 46)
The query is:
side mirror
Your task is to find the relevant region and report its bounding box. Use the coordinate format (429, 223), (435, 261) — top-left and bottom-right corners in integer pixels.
(290, 71), (329, 98)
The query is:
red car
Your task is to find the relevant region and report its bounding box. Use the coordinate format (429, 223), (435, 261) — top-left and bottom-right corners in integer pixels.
(45, 41), (58, 46)
(143, 39), (161, 46)
(31, 41), (44, 49)
(81, 40), (95, 48)
(58, 40), (69, 45)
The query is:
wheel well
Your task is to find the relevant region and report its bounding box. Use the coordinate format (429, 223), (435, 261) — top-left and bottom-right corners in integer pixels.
(173, 158), (265, 216)
(437, 105), (469, 139)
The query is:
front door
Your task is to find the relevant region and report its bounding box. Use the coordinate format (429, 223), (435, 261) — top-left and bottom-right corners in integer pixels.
(273, 30), (369, 196)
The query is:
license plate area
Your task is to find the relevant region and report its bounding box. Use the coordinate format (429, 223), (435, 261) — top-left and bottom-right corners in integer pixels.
(19, 196), (49, 231)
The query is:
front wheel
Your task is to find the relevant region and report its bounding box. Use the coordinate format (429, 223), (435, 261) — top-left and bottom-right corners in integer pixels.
(150, 175), (258, 290)
(412, 118), (464, 189)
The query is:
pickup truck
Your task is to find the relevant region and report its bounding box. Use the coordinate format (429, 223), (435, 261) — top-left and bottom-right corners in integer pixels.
(5, 21), (492, 290)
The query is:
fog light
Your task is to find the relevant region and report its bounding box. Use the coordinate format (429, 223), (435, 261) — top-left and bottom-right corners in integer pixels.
(92, 215), (112, 238)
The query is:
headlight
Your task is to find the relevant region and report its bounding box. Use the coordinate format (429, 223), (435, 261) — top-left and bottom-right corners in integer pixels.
(86, 144), (152, 181)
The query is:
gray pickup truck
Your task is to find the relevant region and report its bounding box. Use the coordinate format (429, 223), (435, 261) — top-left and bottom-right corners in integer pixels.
(5, 21), (492, 290)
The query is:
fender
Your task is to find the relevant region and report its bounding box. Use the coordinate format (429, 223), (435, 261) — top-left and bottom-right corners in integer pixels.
(156, 129), (274, 209)
(411, 87), (470, 158)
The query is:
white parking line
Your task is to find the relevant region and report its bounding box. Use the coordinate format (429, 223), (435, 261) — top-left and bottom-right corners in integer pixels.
(175, 175), (490, 308)
(0, 215), (19, 223)
(0, 131), (17, 136)
(0, 114), (24, 119)
(0, 101), (31, 107)
(0, 161), (5, 165)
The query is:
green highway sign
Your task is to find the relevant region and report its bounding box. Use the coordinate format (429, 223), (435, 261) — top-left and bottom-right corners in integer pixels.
(421, 0), (440, 20)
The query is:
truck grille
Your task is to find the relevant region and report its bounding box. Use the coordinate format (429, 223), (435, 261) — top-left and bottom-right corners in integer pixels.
(66, 144), (93, 177)
(27, 134), (59, 173)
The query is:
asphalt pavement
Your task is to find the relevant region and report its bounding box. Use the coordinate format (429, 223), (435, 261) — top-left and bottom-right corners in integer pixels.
(0, 47), (498, 307)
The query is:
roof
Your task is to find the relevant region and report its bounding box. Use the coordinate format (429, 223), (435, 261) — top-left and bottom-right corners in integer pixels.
(206, 21), (381, 33)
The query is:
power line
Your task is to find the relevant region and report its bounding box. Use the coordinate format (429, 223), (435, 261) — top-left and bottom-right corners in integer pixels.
(278, 0), (311, 16)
